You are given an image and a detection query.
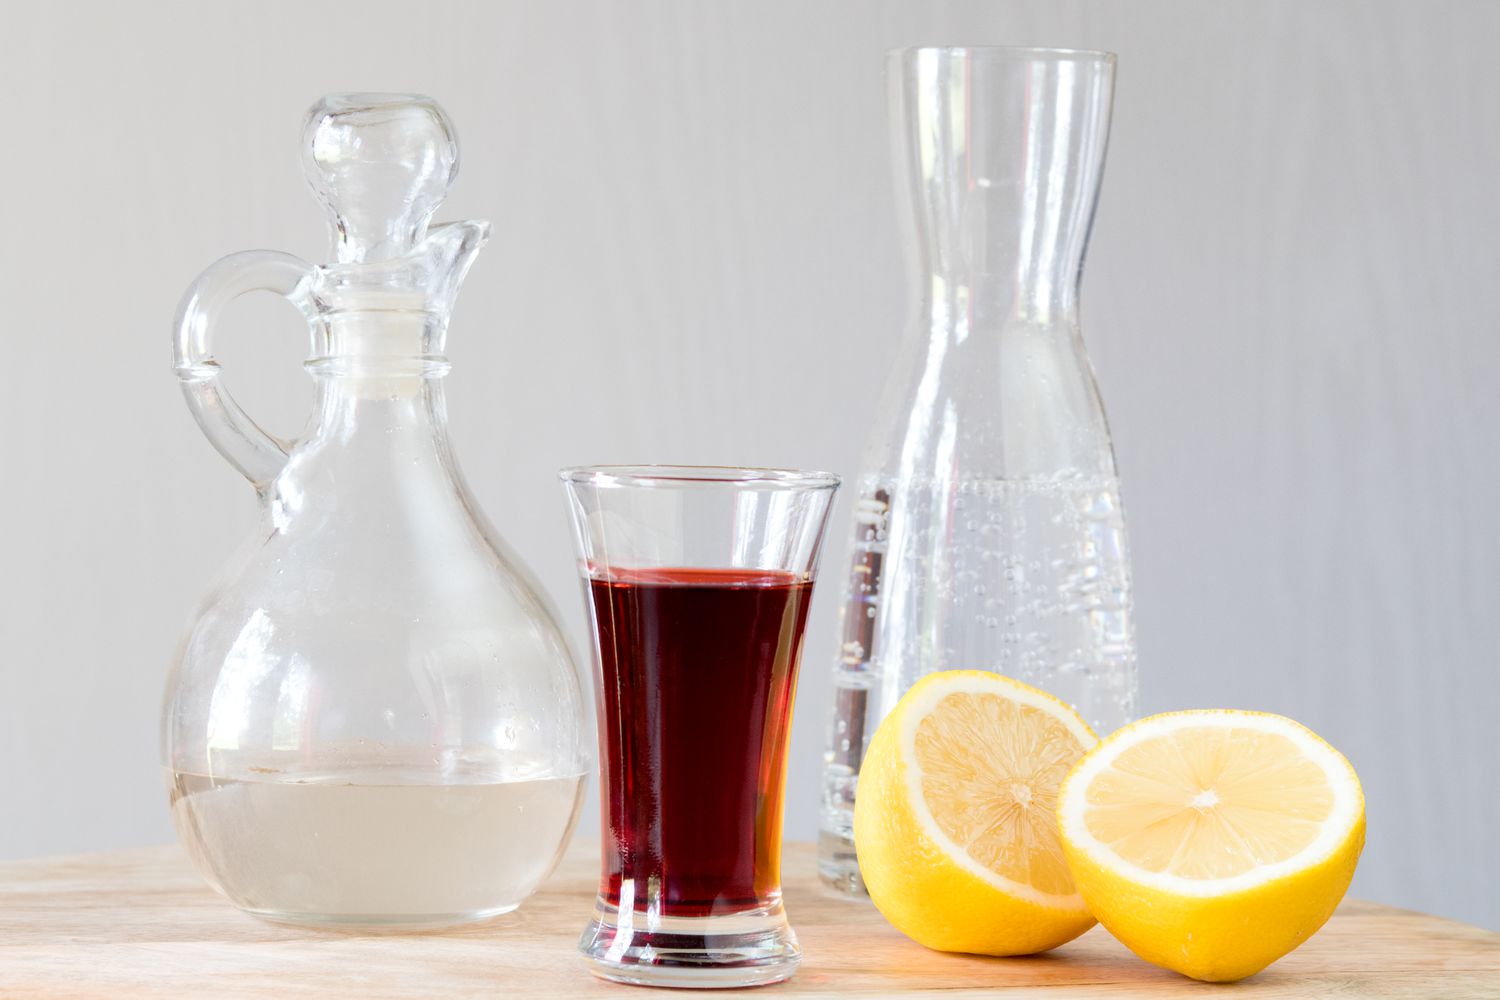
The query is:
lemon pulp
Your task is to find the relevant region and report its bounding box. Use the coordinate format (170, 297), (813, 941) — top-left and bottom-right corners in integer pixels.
(915, 691), (1083, 896)
(1083, 724), (1337, 879)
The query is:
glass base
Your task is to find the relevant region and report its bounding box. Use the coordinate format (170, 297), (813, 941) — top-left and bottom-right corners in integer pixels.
(579, 898), (800, 989)
(816, 827), (868, 897)
(242, 902), (519, 930)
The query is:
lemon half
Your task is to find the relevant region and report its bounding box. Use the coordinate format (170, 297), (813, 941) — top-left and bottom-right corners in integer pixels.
(853, 671), (1098, 955)
(1057, 710), (1365, 982)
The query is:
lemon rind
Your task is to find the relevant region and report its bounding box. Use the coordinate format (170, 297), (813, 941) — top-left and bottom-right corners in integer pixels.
(1057, 710), (1365, 898)
(899, 671), (1097, 912)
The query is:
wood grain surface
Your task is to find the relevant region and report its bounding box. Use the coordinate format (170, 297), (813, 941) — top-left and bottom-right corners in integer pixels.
(1, 839), (1497, 998)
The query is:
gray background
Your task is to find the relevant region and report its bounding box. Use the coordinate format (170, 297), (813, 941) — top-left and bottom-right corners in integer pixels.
(2, 1), (1496, 930)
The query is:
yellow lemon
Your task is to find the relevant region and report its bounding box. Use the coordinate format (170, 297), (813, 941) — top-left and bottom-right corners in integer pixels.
(1057, 710), (1365, 982)
(853, 670), (1098, 955)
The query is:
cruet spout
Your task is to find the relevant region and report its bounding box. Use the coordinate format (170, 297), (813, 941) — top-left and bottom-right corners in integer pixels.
(407, 218), (492, 319)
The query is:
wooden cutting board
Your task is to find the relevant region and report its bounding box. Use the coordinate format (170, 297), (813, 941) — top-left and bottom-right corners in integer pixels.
(1, 839), (1496, 998)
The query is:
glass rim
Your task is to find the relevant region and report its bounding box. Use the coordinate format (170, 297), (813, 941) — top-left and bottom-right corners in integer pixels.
(559, 464), (840, 491)
(889, 45), (1116, 63)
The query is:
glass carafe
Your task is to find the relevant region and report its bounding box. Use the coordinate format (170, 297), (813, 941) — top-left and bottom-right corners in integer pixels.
(163, 94), (588, 927)
(819, 49), (1138, 892)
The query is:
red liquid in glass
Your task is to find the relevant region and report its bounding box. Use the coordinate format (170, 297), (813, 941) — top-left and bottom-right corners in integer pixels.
(588, 567), (813, 917)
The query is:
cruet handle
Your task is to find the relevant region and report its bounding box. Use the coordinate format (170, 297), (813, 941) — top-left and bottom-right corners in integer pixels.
(172, 250), (319, 488)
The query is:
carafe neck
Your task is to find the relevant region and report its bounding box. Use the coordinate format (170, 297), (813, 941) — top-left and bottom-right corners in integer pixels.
(891, 48), (1115, 332)
(310, 311), (452, 379)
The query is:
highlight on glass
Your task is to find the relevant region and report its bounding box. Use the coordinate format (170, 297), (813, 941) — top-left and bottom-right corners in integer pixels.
(561, 465), (839, 988)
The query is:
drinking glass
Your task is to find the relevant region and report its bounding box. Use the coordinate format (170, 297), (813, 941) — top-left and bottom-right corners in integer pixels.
(561, 466), (839, 988)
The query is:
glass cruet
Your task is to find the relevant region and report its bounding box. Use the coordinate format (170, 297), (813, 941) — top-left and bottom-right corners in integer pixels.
(163, 94), (588, 927)
(818, 49), (1138, 892)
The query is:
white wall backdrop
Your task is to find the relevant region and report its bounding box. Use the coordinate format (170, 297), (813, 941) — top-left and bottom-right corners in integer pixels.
(2, 0), (1496, 930)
